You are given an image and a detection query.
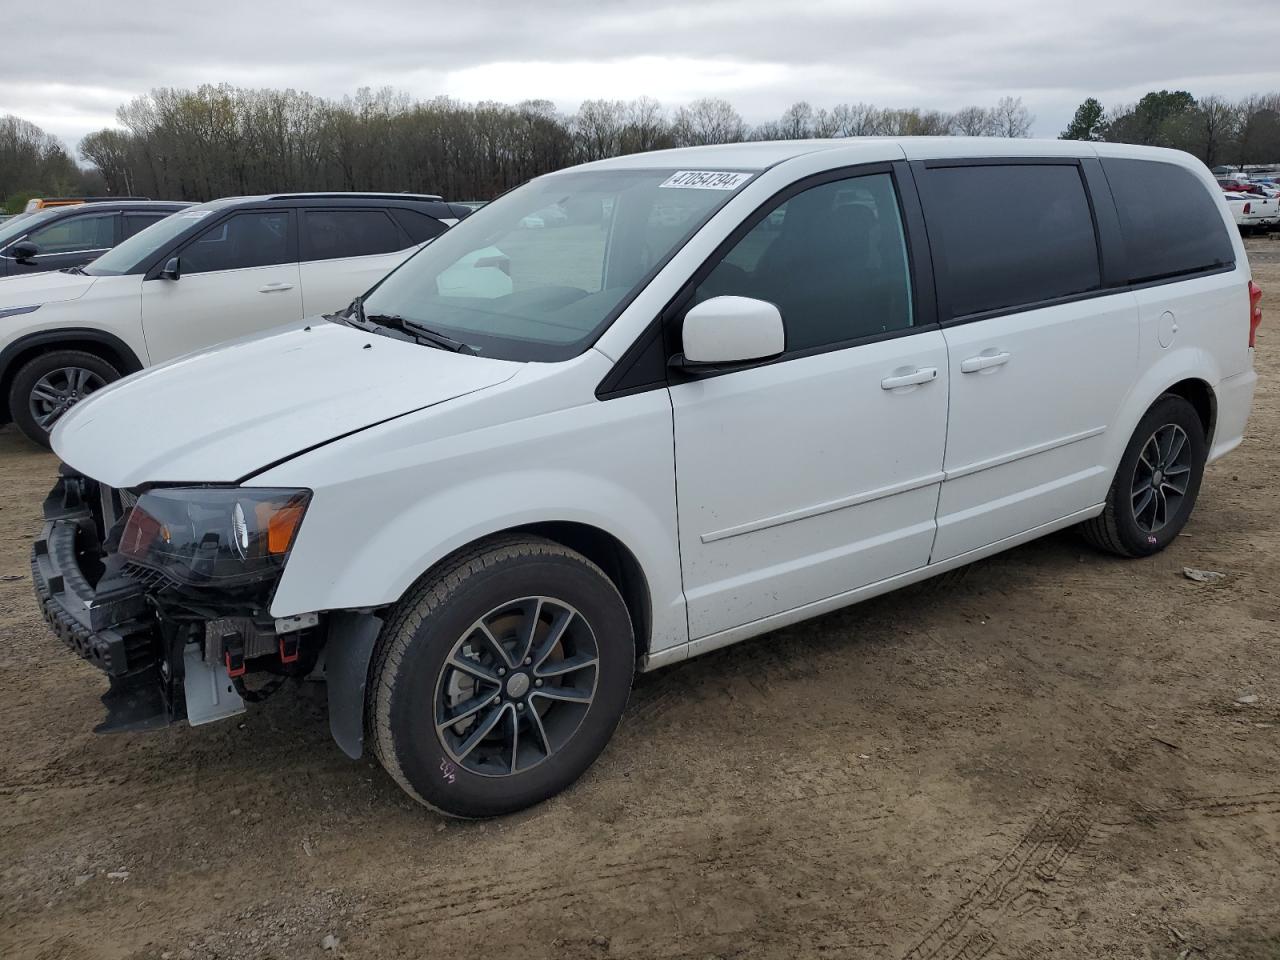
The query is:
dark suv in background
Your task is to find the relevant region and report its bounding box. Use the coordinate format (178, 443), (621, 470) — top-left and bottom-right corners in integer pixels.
(0, 200), (191, 277)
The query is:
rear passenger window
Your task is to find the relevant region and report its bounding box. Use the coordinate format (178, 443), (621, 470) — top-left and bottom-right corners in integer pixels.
(123, 213), (169, 239)
(924, 164), (1100, 319)
(692, 172), (914, 352)
(1102, 159), (1235, 283)
(302, 210), (404, 261)
(390, 208), (448, 244)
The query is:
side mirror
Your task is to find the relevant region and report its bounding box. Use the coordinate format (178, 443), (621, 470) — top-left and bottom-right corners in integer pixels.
(10, 241), (38, 264)
(678, 296), (785, 369)
(159, 256), (181, 280)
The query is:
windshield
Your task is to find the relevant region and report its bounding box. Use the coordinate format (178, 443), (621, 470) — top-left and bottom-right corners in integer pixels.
(0, 208), (62, 249)
(85, 204), (218, 276)
(359, 168), (750, 361)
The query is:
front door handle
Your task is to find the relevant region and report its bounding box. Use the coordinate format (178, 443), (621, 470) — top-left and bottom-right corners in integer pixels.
(880, 366), (938, 390)
(960, 351), (1011, 374)
(258, 282), (294, 293)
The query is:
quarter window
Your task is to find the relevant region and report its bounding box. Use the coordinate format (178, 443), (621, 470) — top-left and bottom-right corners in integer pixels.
(691, 172), (914, 352)
(27, 212), (116, 254)
(923, 164), (1101, 319)
(301, 209), (405, 261)
(391, 208), (448, 244)
(181, 212), (292, 274)
(1102, 158), (1235, 283)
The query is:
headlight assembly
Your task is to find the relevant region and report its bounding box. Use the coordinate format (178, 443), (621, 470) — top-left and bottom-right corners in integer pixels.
(119, 487), (311, 588)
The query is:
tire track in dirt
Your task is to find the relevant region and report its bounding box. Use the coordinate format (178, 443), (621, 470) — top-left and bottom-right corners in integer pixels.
(375, 808), (899, 932)
(902, 790), (1280, 960)
(900, 797), (1097, 960)
(366, 798), (921, 960)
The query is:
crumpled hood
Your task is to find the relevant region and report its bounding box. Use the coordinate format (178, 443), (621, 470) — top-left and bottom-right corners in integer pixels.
(0, 269), (96, 307)
(52, 321), (521, 487)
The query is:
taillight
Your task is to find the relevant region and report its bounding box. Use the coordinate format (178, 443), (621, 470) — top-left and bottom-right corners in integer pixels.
(1244, 202), (1252, 214)
(1249, 280), (1263, 348)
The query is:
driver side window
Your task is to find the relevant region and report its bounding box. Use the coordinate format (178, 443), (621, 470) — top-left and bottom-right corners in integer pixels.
(180, 211), (292, 275)
(692, 172), (914, 353)
(28, 213), (117, 255)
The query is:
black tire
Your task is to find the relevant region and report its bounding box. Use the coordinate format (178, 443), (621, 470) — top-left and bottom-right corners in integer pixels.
(369, 535), (634, 818)
(8, 349), (120, 448)
(1080, 394), (1207, 558)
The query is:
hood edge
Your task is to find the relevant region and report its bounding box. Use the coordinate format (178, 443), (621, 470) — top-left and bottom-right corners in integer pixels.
(235, 370), (519, 485)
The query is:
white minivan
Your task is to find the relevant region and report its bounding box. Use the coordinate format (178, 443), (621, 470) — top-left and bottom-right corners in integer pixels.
(34, 138), (1260, 818)
(0, 193), (466, 445)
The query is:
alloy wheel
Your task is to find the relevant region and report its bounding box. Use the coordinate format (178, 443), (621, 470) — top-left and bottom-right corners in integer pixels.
(1131, 423), (1192, 534)
(434, 597), (600, 778)
(28, 366), (106, 431)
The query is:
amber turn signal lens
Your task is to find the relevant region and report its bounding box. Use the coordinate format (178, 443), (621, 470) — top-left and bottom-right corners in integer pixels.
(257, 495), (309, 555)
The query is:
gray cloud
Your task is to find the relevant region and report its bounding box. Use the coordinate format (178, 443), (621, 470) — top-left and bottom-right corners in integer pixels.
(2, 0), (1272, 150)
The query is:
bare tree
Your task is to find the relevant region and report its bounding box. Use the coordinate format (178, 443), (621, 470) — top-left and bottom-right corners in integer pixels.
(992, 96), (1034, 137)
(952, 105), (998, 136)
(621, 97), (671, 153)
(778, 102), (815, 139)
(671, 98), (746, 146)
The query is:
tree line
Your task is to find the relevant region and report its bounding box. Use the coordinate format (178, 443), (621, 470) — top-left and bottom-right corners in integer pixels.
(2, 85), (1277, 209)
(4, 87), (1037, 205)
(0, 115), (101, 212)
(1061, 90), (1280, 168)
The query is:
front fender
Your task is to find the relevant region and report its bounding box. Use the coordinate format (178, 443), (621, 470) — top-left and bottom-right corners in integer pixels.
(261, 384), (688, 655)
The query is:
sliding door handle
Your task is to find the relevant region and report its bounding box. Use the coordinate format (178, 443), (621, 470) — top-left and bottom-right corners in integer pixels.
(960, 351), (1011, 374)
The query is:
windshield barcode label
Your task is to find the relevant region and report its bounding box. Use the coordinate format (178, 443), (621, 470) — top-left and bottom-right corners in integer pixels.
(660, 171), (751, 190)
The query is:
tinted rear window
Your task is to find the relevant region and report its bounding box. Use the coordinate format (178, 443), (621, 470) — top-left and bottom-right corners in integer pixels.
(1102, 158), (1235, 283)
(923, 163), (1101, 319)
(302, 209), (405, 260)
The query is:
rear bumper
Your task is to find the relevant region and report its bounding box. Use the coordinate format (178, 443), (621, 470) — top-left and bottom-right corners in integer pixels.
(1209, 367), (1258, 463)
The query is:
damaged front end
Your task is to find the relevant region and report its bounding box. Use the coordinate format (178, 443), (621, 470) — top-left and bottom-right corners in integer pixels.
(31, 469), (379, 754)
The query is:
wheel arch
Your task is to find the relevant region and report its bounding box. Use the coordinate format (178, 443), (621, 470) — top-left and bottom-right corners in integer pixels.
(512, 521), (653, 659)
(392, 522), (655, 661)
(1162, 377), (1216, 448)
(0, 329), (144, 424)
(1104, 348), (1222, 481)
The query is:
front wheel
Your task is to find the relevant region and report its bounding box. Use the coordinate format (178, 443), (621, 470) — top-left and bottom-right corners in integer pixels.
(1080, 394), (1207, 557)
(369, 536), (634, 817)
(8, 350), (120, 448)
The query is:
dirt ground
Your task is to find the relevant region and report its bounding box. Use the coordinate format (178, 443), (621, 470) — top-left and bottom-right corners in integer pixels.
(1, 238), (1277, 960)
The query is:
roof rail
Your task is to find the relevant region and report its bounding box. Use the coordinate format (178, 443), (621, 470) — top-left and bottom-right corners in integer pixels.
(24, 196), (152, 211)
(264, 191), (444, 202)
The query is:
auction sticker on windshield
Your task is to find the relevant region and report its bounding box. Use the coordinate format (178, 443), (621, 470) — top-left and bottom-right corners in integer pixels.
(660, 171), (752, 190)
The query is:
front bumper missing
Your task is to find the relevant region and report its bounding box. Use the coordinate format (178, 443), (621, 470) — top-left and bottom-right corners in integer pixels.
(31, 474), (179, 731)
(32, 470), (380, 754)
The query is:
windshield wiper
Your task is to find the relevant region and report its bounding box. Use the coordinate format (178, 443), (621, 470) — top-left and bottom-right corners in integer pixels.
(366, 312), (475, 354)
(60, 265), (87, 275)
(334, 297), (475, 353)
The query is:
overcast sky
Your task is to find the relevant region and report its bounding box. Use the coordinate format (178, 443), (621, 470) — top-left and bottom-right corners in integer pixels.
(4, 0), (1276, 154)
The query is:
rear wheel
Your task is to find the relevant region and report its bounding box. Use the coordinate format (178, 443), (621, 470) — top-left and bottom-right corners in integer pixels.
(1080, 394), (1206, 557)
(8, 350), (120, 448)
(369, 536), (634, 818)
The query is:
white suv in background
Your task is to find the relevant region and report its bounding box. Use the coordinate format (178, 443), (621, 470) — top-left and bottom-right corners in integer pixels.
(0, 193), (468, 445)
(35, 139), (1259, 818)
